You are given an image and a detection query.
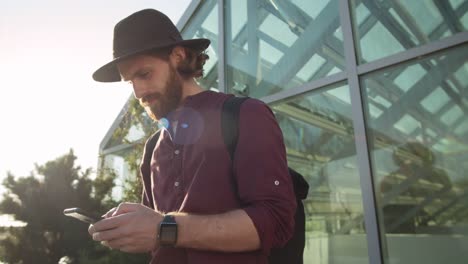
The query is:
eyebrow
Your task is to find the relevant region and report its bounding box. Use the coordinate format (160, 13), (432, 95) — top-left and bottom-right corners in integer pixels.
(121, 70), (136, 82)
(121, 66), (151, 82)
(119, 69), (131, 82)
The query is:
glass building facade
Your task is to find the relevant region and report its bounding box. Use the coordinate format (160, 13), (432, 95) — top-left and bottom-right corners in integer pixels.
(100, 1), (468, 263)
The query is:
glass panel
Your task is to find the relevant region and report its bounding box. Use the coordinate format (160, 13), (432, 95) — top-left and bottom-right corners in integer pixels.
(103, 98), (155, 150)
(362, 44), (468, 264)
(271, 83), (369, 264)
(225, 0), (344, 99)
(181, 0), (219, 91)
(351, 0), (468, 64)
(102, 148), (136, 201)
(98, 107), (139, 150)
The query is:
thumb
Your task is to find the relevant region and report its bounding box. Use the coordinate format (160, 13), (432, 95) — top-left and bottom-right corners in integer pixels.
(112, 202), (140, 217)
(103, 207), (116, 218)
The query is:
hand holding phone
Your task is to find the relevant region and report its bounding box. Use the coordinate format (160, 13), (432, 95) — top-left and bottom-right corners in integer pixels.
(63, 207), (103, 224)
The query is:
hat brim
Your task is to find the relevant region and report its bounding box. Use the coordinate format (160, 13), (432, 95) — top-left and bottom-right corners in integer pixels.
(92, 38), (210, 82)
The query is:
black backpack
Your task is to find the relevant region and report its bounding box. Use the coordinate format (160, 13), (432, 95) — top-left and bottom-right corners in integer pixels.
(222, 96), (308, 264)
(141, 96), (309, 263)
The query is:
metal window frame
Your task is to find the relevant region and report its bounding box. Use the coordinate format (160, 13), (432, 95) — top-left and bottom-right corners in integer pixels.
(176, 0), (203, 29)
(338, 1), (385, 263)
(218, 0), (227, 93)
(357, 31), (468, 75)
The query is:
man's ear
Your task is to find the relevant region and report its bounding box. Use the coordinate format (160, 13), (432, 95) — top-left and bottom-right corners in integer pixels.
(170, 46), (186, 63)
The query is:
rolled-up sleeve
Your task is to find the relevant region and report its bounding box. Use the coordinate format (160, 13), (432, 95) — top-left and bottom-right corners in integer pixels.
(233, 99), (297, 254)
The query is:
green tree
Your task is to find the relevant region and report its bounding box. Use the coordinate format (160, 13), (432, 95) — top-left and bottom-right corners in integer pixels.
(0, 150), (149, 264)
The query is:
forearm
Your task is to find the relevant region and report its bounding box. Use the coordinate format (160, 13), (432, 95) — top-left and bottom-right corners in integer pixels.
(171, 209), (261, 252)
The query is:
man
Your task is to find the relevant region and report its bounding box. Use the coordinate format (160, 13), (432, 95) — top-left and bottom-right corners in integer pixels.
(88, 9), (296, 264)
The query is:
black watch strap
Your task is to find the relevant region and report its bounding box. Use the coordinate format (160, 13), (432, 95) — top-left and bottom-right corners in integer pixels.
(158, 215), (178, 247)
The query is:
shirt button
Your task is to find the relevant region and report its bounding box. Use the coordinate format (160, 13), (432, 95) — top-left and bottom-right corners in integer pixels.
(274, 180), (280, 186)
(174, 181), (180, 187)
(174, 150), (180, 155)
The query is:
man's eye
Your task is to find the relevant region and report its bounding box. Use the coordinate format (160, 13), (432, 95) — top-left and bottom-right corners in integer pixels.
(139, 72), (150, 79)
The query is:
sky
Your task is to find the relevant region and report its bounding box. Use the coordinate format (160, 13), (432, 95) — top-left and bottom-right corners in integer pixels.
(0, 0), (191, 201)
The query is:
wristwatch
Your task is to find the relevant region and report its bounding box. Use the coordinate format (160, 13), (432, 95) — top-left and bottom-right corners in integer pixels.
(158, 214), (178, 247)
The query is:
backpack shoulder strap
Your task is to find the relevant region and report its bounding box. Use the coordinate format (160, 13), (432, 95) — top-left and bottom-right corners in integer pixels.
(221, 96), (250, 160)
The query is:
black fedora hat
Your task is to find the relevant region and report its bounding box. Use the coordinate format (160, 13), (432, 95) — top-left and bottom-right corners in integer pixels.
(93, 9), (210, 82)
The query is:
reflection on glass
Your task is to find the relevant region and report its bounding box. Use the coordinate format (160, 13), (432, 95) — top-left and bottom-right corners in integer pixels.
(102, 149), (135, 201)
(363, 44), (468, 264)
(271, 83), (369, 264)
(225, 0), (344, 99)
(103, 99), (153, 149)
(181, 0), (219, 91)
(351, 0), (468, 63)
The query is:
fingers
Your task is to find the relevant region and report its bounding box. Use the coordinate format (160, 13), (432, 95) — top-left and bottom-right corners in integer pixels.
(101, 238), (145, 253)
(101, 232), (156, 253)
(88, 203), (141, 235)
(88, 202), (159, 253)
(104, 207), (117, 218)
(93, 226), (128, 242)
(89, 213), (129, 235)
(101, 237), (132, 251)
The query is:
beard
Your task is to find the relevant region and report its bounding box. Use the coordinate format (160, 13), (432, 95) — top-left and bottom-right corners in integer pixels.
(140, 64), (183, 121)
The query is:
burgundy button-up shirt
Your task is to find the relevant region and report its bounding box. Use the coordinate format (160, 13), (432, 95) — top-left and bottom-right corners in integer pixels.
(141, 91), (296, 264)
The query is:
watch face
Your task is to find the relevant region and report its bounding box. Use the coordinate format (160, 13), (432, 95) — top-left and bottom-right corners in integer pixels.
(159, 222), (177, 246)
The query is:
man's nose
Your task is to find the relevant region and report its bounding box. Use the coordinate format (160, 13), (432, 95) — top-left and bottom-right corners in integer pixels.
(132, 82), (146, 100)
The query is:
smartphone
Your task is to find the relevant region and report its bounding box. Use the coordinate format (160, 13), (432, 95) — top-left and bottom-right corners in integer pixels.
(63, 207), (103, 224)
